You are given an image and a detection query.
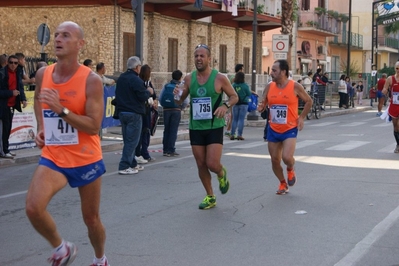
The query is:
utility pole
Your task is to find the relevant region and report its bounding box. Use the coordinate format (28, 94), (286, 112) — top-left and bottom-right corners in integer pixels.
(131, 0), (144, 61)
(346, 0), (352, 77)
(248, 0), (259, 120)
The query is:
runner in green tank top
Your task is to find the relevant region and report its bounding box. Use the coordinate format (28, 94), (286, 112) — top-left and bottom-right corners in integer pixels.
(174, 44), (238, 209)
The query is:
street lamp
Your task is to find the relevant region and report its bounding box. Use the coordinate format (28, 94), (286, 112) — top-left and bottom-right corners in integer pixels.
(248, 0), (259, 120)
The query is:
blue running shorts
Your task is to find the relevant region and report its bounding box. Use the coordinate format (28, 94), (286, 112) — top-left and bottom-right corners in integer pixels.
(39, 157), (106, 188)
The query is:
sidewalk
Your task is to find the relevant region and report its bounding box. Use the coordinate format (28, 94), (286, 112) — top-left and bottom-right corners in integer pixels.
(0, 105), (373, 168)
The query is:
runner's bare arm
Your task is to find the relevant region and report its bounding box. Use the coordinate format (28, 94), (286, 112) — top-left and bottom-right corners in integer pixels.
(295, 82), (312, 120)
(382, 77), (391, 95)
(64, 72), (104, 135)
(257, 83), (270, 112)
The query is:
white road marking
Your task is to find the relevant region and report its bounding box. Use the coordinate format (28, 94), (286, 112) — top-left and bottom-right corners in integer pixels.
(340, 122), (366, 127)
(296, 140), (326, 149)
(309, 122), (339, 127)
(326, 141), (370, 151)
(334, 205), (399, 266)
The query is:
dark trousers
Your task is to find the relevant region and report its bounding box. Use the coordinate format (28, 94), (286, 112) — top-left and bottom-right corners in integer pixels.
(135, 110), (152, 159)
(2, 107), (13, 154)
(338, 92), (347, 108)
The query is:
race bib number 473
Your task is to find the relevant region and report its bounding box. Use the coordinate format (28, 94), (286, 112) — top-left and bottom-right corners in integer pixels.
(43, 109), (78, 146)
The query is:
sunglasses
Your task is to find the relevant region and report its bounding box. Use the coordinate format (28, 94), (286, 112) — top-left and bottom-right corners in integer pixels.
(8, 61), (18, 65)
(196, 44), (210, 51)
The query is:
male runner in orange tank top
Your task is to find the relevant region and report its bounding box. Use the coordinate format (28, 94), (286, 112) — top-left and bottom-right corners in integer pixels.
(25, 21), (109, 266)
(258, 60), (312, 195)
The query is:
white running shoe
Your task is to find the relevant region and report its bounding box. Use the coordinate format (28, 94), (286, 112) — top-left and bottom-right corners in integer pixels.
(133, 165), (144, 171)
(48, 241), (77, 266)
(135, 156), (148, 164)
(118, 168), (139, 175)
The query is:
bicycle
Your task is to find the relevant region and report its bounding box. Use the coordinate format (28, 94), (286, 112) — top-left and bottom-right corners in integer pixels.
(306, 91), (320, 120)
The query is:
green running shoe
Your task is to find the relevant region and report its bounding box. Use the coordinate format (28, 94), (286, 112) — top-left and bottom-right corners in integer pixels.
(199, 195), (216, 209)
(218, 166), (229, 194)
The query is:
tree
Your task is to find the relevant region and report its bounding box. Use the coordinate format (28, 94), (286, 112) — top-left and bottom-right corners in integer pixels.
(280, 0), (294, 48)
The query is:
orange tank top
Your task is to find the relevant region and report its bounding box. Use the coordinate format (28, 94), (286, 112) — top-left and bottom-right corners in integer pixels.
(267, 80), (298, 133)
(41, 64), (102, 167)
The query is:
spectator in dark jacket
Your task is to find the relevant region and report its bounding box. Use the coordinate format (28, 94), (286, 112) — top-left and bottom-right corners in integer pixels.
(0, 55), (27, 158)
(115, 56), (153, 175)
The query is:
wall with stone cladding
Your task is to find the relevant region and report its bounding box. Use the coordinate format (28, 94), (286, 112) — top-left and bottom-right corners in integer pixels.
(0, 5), (260, 79)
(0, 5), (118, 75)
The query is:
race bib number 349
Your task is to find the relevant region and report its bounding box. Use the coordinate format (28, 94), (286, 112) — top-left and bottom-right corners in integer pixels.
(270, 105), (288, 124)
(43, 109), (78, 146)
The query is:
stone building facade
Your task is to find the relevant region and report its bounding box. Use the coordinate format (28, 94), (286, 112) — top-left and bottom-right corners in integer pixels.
(0, 4), (257, 89)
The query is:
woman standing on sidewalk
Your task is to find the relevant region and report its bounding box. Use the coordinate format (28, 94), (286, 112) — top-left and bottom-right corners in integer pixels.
(338, 74), (347, 109)
(230, 72), (251, 140)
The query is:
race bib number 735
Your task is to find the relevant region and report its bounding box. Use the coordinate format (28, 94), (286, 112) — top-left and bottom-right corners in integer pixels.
(43, 109), (79, 146)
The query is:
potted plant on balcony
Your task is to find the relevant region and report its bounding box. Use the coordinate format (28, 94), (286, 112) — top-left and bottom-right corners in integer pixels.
(257, 4), (265, 14)
(306, 20), (316, 26)
(327, 10), (339, 19)
(276, 8), (281, 17)
(339, 13), (349, 23)
(314, 7), (326, 16)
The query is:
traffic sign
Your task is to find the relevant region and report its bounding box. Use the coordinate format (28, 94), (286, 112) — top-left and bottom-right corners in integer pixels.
(37, 23), (50, 46)
(272, 34), (289, 53)
(273, 53), (287, 60)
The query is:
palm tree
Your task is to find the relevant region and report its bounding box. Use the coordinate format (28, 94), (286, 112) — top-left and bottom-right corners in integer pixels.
(280, 0), (296, 66)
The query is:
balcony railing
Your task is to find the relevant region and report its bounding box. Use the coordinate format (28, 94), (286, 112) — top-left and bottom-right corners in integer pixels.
(378, 36), (399, 49)
(234, 0), (282, 17)
(330, 31), (363, 49)
(298, 11), (341, 35)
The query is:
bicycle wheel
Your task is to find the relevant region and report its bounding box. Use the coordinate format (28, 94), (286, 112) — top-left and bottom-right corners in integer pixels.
(314, 101), (320, 119)
(306, 105), (313, 120)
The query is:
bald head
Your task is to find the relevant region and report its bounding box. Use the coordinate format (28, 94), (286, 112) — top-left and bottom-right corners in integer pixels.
(57, 21), (84, 39)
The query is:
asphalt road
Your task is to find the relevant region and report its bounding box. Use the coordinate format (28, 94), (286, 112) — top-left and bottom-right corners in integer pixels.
(1, 109), (399, 266)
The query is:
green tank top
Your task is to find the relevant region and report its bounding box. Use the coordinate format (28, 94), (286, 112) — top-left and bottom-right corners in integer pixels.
(189, 69), (225, 130)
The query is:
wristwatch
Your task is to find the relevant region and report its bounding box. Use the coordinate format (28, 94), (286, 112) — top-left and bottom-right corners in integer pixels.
(58, 107), (70, 117)
(223, 102), (230, 109)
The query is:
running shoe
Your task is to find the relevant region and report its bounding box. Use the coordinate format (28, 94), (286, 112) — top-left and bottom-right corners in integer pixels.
(48, 241), (77, 266)
(133, 165), (144, 171)
(287, 169), (296, 186)
(224, 132), (231, 137)
(230, 135), (235, 140)
(217, 166), (229, 194)
(395, 145), (399, 153)
(198, 195), (216, 209)
(90, 257), (110, 266)
(118, 168), (138, 175)
(236, 136), (245, 140)
(9, 151), (16, 156)
(135, 156), (148, 164)
(170, 152), (180, 156)
(276, 182), (289, 195)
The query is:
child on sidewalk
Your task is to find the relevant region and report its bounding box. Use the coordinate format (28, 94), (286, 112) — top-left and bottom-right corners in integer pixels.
(369, 86), (376, 107)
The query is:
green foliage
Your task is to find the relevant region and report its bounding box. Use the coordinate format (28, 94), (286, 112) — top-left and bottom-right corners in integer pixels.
(257, 4), (264, 14)
(379, 65), (395, 76)
(340, 59), (362, 77)
(384, 21), (399, 35)
(292, 0), (299, 22)
(314, 7), (326, 15)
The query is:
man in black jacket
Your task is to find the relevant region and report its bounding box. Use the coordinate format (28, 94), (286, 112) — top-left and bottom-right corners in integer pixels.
(0, 55), (27, 158)
(115, 56), (154, 174)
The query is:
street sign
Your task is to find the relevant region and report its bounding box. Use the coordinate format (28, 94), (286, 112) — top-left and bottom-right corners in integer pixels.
(37, 23), (50, 46)
(274, 53), (287, 60)
(272, 34), (289, 53)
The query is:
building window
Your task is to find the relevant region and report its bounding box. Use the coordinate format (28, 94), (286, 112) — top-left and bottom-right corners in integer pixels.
(302, 0), (310, 10)
(219, 45), (227, 73)
(168, 38), (178, 72)
(123, 33), (135, 72)
(318, 0), (326, 8)
(243, 47), (250, 74)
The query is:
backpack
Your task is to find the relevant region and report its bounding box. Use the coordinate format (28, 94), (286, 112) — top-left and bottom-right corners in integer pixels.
(160, 83), (179, 108)
(247, 93), (258, 112)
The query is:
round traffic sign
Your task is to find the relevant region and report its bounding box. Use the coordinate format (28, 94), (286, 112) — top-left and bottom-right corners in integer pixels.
(37, 23), (50, 46)
(276, 41), (285, 51)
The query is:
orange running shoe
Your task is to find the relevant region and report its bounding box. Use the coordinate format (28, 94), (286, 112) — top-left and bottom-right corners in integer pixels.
(276, 182), (289, 195)
(287, 169), (296, 187)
